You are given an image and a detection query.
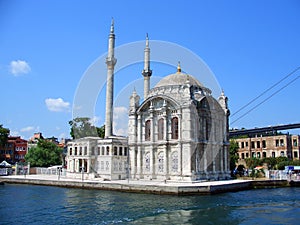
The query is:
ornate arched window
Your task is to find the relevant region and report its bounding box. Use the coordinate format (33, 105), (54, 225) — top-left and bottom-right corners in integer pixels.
(145, 152), (150, 172)
(158, 118), (164, 140)
(171, 117), (179, 139)
(145, 120), (151, 141)
(158, 151), (164, 173)
(171, 151), (178, 173)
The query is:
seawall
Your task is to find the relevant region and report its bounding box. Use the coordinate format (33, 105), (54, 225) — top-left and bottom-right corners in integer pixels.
(0, 176), (298, 195)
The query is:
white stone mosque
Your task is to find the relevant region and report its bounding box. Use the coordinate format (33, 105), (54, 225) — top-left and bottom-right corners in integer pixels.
(65, 20), (231, 181)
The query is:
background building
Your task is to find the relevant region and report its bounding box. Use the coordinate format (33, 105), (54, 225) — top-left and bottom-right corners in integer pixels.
(234, 134), (300, 161)
(0, 136), (28, 163)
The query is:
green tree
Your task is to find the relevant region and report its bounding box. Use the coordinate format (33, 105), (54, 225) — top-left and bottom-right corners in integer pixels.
(0, 124), (10, 147)
(229, 139), (239, 171)
(69, 117), (98, 139)
(69, 117), (105, 139)
(96, 125), (105, 138)
(25, 139), (63, 167)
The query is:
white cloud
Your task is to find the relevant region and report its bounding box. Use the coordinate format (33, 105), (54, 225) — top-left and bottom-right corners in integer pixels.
(20, 126), (35, 132)
(10, 60), (31, 76)
(10, 130), (20, 136)
(113, 106), (128, 136)
(45, 98), (70, 112)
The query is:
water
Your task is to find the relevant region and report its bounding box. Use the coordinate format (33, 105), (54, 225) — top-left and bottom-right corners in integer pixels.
(0, 184), (299, 225)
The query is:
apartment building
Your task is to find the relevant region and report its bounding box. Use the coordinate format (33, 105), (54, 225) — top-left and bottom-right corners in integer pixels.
(233, 134), (300, 160)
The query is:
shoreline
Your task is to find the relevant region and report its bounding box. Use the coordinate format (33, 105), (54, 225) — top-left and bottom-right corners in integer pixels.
(0, 175), (299, 195)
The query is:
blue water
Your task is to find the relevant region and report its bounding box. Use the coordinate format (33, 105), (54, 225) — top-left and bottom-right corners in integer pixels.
(0, 184), (299, 225)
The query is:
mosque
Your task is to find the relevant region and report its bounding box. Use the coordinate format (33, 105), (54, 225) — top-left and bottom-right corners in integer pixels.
(65, 20), (231, 181)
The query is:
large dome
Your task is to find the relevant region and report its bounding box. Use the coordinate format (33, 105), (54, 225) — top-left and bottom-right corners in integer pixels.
(154, 72), (204, 88)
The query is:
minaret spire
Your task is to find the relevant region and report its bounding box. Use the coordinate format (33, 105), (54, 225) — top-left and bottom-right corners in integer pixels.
(142, 33), (152, 100)
(105, 18), (117, 138)
(110, 17), (114, 33)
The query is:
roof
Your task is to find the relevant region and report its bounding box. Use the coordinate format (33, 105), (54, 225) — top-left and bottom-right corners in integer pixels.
(154, 72), (204, 88)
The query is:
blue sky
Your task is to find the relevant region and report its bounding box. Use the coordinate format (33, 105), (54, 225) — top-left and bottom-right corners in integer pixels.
(1, 0), (299, 140)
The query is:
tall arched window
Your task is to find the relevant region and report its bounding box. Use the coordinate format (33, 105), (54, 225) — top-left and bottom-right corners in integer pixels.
(145, 120), (151, 141)
(171, 151), (178, 173)
(158, 118), (164, 140)
(145, 152), (150, 172)
(158, 152), (164, 173)
(171, 117), (178, 139)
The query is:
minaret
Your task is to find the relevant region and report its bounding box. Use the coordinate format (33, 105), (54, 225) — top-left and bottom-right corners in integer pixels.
(142, 33), (152, 100)
(105, 18), (117, 138)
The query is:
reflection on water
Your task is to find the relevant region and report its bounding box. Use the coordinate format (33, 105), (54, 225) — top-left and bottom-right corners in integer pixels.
(0, 184), (299, 225)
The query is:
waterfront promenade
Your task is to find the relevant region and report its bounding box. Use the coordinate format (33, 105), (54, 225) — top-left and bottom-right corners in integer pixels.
(1, 174), (297, 195)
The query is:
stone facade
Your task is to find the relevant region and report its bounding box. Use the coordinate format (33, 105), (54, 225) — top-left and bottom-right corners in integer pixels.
(65, 21), (231, 181)
(66, 136), (128, 180)
(128, 70), (231, 181)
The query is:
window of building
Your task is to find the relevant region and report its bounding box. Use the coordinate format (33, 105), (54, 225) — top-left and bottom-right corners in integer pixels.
(294, 151), (298, 158)
(241, 142), (244, 148)
(241, 153), (245, 159)
(293, 139), (298, 147)
(257, 141), (260, 149)
(262, 140), (266, 148)
(171, 151), (178, 173)
(106, 161), (109, 171)
(145, 152), (150, 172)
(272, 152), (276, 157)
(158, 118), (164, 140)
(79, 147), (82, 155)
(275, 140), (279, 147)
(280, 139), (284, 146)
(69, 148), (72, 155)
(98, 147), (101, 155)
(91, 147), (95, 155)
(74, 147), (77, 155)
(102, 146), (105, 155)
(246, 142), (248, 147)
(145, 120), (151, 141)
(124, 147), (128, 156)
(251, 141), (255, 149)
(119, 147), (123, 156)
(246, 153), (249, 158)
(257, 152), (261, 158)
(263, 152), (266, 158)
(280, 151), (285, 157)
(252, 152), (256, 158)
(114, 146), (118, 156)
(84, 146), (87, 155)
(171, 117), (179, 139)
(106, 146), (110, 155)
(158, 152), (164, 173)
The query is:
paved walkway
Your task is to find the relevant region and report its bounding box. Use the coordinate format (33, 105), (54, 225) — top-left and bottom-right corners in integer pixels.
(4, 174), (250, 187)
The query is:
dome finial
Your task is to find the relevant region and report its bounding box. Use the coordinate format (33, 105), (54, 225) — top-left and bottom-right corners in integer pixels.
(177, 61), (181, 73)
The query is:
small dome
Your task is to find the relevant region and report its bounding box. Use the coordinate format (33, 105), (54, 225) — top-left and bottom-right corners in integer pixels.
(155, 72), (204, 88)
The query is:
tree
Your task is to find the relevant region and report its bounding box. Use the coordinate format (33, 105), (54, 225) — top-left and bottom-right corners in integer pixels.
(25, 139), (63, 167)
(0, 124), (10, 147)
(69, 117), (98, 139)
(97, 125), (105, 138)
(229, 139), (239, 172)
(69, 117), (105, 139)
